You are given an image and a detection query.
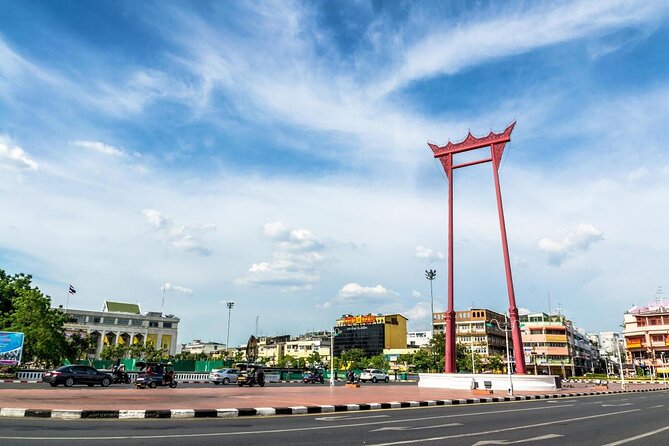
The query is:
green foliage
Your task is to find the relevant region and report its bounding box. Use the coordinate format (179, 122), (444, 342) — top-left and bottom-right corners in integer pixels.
(368, 354), (389, 370)
(306, 352), (322, 367)
(233, 351), (244, 362)
(0, 270), (70, 368)
(100, 344), (127, 361)
(339, 348), (369, 370)
(487, 355), (504, 373)
(65, 332), (96, 363)
(277, 354), (295, 368)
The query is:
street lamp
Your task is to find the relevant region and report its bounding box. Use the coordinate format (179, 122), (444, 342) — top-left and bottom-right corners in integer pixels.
(425, 269), (436, 335)
(661, 352), (667, 384)
(531, 347), (537, 375)
(615, 332), (626, 390)
(487, 315), (514, 395)
(225, 301), (235, 356)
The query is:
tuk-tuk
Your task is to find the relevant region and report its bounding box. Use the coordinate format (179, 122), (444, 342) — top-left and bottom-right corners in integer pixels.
(237, 364), (265, 387)
(135, 361), (177, 389)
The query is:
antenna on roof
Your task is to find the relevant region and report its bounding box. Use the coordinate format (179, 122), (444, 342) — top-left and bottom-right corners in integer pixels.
(161, 282), (167, 313)
(547, 290), (552, 316)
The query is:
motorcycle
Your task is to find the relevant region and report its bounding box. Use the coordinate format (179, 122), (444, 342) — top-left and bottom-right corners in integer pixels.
(302, 370), (325, 384)
(111, 366), (131, 384)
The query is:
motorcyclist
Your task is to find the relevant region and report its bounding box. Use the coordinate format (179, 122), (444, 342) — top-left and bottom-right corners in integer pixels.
(257, 367), (265, 386)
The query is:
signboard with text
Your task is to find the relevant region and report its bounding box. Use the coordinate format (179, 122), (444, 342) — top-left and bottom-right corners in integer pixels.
(0, 331), (24, 366)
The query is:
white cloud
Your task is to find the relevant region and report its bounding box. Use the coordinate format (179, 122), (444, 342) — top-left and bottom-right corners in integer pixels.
(411, 289), (423, 299)
(71, 140), (124, 157)
(538, 223), (604, 266)
(142, 209), (215, 256)
(142, 209), (171, 230)
(337, 282), (398, 301)
(238, 222), (326, 291)
(161, 282), (193, 294)
(0, 137), (38, 171)
(415, 245), (444, 261)
(377, 1), (668, 95)
(404, 301), (432, 326)
(627, 167), (649, 182)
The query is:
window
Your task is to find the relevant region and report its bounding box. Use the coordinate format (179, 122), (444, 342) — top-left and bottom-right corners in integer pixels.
(103, 317), (114, 324)
(130, 319), (142, 326)
(92, 317), (101, 324)
(117, 318), (129, 326)
(149, 321), (159, 328)
(163, 322), (173, 328)
(652, 335), (664, 342)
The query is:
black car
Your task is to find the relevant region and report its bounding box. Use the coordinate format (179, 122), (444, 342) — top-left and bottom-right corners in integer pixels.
(43, 365), (112, 387)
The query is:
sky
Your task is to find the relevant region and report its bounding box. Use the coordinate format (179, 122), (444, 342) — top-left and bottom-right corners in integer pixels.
(2, 0), (669, 346)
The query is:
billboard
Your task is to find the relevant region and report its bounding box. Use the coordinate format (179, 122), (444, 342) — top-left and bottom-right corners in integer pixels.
(0, 331), (25, 366)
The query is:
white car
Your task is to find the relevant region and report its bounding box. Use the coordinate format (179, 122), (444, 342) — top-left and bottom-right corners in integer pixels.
(359, 368), (389, 383)
(209, 368), (239, 385)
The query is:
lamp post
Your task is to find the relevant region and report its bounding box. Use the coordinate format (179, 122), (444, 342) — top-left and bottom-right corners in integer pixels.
(425, 269), (436, 335)
(471, 325), (476, 375)
(225, 301), (235, 356)
(661, 352), (667, 384)
(615, 332), (626, 390)
(487, 316), (513, 395)
(330, 328), (336, 387)
(531, 347), (537, 375)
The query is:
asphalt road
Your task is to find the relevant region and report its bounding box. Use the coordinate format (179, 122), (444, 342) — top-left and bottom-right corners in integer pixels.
(1, 391), (668, 445)
(0, 380), (414, 390)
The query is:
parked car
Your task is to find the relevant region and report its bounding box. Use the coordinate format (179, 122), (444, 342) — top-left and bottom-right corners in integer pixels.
(359, 368), (389, 383)
(43, 365), (112, 387)
(209, 368), (239, 385)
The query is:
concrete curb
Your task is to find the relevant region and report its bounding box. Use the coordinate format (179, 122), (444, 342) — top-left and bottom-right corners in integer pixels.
(1, 387), (667, 420)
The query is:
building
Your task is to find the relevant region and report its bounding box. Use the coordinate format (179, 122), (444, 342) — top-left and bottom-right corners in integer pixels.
(180, 340), (226, 356)
(623, 300), (669, 376)
(407, 331), (432, 348)
(333, 313), (408, 357)
(62, 301), (179, 357)
(433, 308), (508, 361)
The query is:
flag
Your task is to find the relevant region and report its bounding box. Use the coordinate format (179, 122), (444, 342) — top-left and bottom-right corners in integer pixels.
(69, 284), (76, 294)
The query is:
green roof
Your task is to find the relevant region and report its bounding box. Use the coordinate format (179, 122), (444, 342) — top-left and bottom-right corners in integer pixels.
(104, 301), (140, 314)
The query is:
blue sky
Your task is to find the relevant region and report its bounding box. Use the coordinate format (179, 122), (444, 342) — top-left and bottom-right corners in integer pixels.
(2, 0), (669, 346)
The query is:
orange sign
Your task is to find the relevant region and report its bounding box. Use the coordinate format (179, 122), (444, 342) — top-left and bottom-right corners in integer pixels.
(341, 315), (378, 325)
(626, 339), (642, 348)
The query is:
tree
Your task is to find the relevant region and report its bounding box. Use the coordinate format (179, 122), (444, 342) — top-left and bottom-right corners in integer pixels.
(277, 354), (295, 368)
(65, 332), (96, 363)
(368, 354), (389, 370)
(306, 352), (322, 367)
(0, 270), (71, 368)
(100, 344), (127, 361)
(487, 355), (504, 373)
(339, 348), (368, 370)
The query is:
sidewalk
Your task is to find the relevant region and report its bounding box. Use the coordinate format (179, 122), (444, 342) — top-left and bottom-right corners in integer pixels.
(1, 382), (667, 419)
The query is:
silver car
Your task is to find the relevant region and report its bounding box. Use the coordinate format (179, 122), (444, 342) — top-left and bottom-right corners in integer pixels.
(359, 368), (389, 383)
(209, 368), (239, 385)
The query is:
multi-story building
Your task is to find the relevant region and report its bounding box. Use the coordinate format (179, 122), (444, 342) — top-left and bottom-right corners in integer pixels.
(333, 313), (407, 357)
(623, 301), (669, 377)
(519, 312), (570, 376)
(433, 308), (508, 362)
(62, 301), (179, 357)
(180, 340), (226, 356)
(284, 332), (331, 365)
(407, 331), (432, 348)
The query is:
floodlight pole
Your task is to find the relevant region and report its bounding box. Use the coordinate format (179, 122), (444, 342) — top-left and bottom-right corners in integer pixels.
(225, 301), (235, 355)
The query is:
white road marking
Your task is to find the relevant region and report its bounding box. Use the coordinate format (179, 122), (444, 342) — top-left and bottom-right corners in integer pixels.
(650, 405), (664, 408)
(546, 400), (575, 403)
(601, 424), (669, 445)
(366, 408), (640, 446)
(315, 414), (390, 421)
(471, 434), (563, 445)
(370, 423), (462, 432)
(601, 403), (633, 407)
(0, 404), (576, 441)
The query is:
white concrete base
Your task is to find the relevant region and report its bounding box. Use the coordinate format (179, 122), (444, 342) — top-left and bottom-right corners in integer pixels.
(418, 373), (561, 392)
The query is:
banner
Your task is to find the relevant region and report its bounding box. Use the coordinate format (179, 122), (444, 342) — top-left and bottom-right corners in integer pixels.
(0, 331), (24, 366)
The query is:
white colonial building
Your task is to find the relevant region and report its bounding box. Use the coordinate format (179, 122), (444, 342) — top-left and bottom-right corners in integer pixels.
(61, 301), (179, 357)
